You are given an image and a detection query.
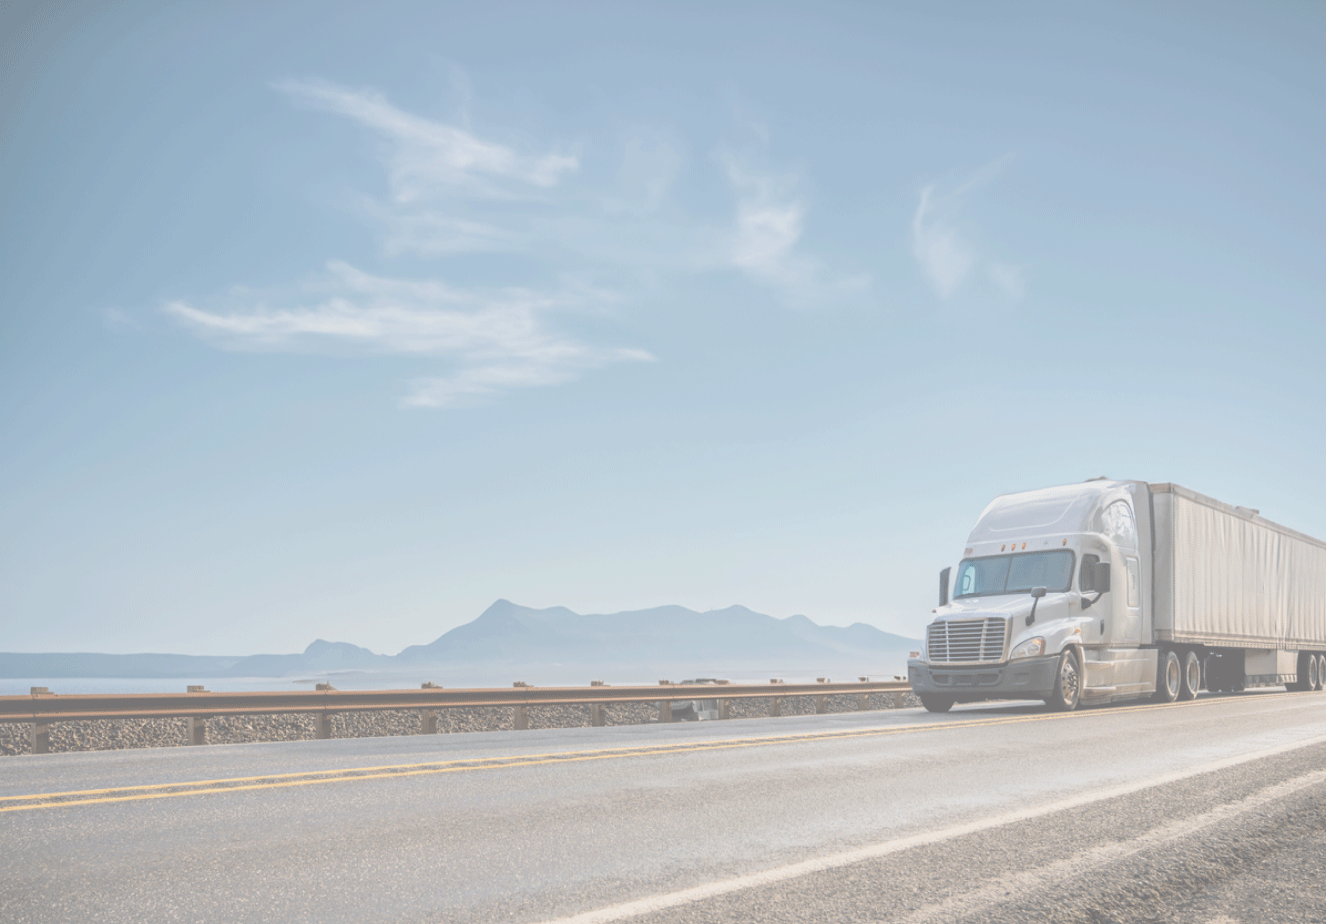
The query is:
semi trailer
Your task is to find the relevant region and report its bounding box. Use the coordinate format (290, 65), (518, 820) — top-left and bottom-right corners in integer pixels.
(908, 479), (1326, 712)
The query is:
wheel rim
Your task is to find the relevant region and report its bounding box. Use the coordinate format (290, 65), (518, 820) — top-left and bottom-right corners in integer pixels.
(1185, 656), (1201, 693)
(1166, 655), (1181, 698)
(1060, 656), (1080, 705)
(1310, 657), (1320, 690)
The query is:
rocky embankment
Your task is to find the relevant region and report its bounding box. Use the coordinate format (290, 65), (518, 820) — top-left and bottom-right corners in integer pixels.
(0, 691), (920, 756)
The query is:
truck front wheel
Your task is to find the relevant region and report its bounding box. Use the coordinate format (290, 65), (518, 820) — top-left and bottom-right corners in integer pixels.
(1154, 649), (1181, 703)
(919, 694), (954, 713)
(1045, 649), (1081, 712)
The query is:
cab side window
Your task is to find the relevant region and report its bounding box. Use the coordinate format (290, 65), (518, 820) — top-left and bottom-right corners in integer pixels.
(1101, 502), (1137, 550)
(1080, 553), (1101, 592)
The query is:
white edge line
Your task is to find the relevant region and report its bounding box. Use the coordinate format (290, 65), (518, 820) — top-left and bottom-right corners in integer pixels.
(534, 732), (1326, 924)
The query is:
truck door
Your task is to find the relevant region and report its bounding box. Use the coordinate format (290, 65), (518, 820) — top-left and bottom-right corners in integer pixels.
(1102, 500), (1142, 644)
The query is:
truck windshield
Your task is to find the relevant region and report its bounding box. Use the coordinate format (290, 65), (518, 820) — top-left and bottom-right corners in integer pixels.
(954, 550), (1075, 598)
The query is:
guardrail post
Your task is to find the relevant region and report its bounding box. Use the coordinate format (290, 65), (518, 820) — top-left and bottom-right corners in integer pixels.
(513, 682), (530, 730)
(419, 682), (440, 734)
(312, 682), (336, 739)
(718, 699), (730, 720)
(31, 720), (51, 754)
(186, 715), (206, 747)
(590, 681), (606, 727)
(187, 686), (208, 745)
(815, 678), (829, 714)
(657, 680), (673, 723)
(29, 687), (52, 754)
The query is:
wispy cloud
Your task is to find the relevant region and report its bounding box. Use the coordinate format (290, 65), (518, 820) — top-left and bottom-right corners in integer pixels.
(910, 161), (1021, 299)
(373, 207), (517, 257)
(281, 77), (850, 295)
(726, 160), (805, 279)
(165, 261), (651, 407)
(165, 75), (866, 407)
(988, 262), (1025, 299)
(719, 153), (849, 302)
(911, 186), (974, 297)
(276, 79), (577, 202)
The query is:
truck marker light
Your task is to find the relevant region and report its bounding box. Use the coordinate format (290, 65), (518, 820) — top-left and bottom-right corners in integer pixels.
(1022, 542), (1027, 550)
(1062, 539), (1068, 546)
(1001, 545), (1006, 551)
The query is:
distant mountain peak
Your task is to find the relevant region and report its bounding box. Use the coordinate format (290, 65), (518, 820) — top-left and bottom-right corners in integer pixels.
(3, 601), (920, 680)
(303, 639), (378, 657)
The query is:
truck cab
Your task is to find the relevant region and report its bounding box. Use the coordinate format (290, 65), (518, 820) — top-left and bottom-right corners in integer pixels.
(908, 479), (1158, 712)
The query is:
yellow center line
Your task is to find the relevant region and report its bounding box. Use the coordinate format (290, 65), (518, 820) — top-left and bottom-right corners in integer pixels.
(0, 693), (1274, 814)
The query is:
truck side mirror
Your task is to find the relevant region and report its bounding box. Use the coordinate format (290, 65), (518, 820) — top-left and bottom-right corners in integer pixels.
(1026, 586), (1047, 625)
(1094, 562), (1111, 593)
(939, 567), (950, 607)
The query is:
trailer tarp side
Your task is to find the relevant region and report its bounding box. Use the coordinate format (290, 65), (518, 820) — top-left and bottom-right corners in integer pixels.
(1151, 484), (1326, 649)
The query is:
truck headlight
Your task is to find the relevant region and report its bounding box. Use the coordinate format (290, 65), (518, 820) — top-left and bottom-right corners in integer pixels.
(1011, 637), (1046, 659)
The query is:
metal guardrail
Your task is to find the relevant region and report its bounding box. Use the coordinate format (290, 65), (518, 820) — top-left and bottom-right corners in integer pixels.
(2, 679), (912, 753)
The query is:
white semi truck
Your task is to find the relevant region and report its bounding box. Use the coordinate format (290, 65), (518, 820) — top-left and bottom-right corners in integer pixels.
(908, 480), (1326, 712)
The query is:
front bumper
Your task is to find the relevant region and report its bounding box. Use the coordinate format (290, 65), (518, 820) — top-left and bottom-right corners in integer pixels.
(908, 655), (1060, 700)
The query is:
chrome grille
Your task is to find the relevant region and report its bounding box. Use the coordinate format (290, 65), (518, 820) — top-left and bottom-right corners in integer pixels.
(927, 618), (1008, 663)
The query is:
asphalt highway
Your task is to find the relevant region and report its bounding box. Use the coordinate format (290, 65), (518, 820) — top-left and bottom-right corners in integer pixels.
(4, 690), (1326, 924)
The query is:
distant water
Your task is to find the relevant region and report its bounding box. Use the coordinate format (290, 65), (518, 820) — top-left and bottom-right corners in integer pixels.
(0, 674), (450, 696)
(1, 660), (911, 697)
(2, 663), (912, 696)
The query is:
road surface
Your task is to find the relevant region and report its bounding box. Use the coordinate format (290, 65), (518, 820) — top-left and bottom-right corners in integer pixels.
(4, 690), (1326, 923)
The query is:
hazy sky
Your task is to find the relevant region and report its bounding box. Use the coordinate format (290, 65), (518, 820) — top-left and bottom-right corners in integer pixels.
(3, 1), (1324, 656)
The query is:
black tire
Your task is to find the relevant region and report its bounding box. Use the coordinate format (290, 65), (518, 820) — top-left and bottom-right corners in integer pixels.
(1179, 650), (1201, 701)
(919, 693), (954, 713)
(1310, 654), (1322, 692)
(1046, 648), (1082, 712)
(1291, 651), (1313, 692)
(1316, 655), (1326, 692)
(1154, 649), (1181, 703)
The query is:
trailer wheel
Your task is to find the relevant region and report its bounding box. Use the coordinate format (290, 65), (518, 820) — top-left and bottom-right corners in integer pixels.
(1309, 655), (1321, 692)
(919, 694), (954, 713)
(1316, 655), (1326, 692)
(1154, 649), (1181, 703)
(1046, 649), (1081, 712)
(1291, 651), (1314, 692)
(1179, 650), (1201, 701)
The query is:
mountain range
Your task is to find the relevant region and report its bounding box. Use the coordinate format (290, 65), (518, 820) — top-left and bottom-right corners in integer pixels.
(1, 600), (920, 682)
